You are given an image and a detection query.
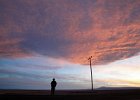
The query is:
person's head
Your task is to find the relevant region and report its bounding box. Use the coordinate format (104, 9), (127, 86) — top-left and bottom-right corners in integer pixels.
(53, 78), (55, 81)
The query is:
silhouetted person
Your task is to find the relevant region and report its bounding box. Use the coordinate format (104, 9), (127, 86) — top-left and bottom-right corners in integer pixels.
(51, 78), (57, 95)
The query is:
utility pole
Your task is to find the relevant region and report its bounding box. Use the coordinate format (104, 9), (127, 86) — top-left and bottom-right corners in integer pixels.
(88, 56), (93, 91)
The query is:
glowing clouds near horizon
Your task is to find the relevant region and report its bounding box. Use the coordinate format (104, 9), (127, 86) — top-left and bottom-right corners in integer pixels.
(0, 0), (140, 65)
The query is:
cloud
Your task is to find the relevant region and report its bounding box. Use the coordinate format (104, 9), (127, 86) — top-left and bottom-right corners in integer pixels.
(0, 64), (90, 89)
(0, 0), (140, 65)
(0, 34), (29, 57)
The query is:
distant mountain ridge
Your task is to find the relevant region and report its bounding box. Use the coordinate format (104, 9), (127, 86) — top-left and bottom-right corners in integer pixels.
(96, 86), (140, 90)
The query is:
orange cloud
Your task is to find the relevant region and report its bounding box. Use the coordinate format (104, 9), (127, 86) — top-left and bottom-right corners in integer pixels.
(60, 0), (140, 65)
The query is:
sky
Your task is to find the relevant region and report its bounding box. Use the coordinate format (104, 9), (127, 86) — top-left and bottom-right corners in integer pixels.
(0, 0), (140, 90)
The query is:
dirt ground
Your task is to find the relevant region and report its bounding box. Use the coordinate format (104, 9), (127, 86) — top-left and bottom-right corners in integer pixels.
(1, 89), (140, 100)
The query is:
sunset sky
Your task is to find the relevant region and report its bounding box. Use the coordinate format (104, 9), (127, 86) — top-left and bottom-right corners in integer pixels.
(0, 0), (140, 90)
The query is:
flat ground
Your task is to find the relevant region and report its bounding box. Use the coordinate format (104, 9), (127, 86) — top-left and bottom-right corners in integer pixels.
(1, 89), (140, 100)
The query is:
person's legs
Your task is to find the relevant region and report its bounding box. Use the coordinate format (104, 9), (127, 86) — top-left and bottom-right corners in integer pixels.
(51, 87), (55, 95)
(51, 87), (53, 95)
(53, 88), (55, 95)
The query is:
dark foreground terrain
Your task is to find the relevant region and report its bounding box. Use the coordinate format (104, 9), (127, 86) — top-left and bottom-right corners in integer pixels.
(1, 89), (140, 100)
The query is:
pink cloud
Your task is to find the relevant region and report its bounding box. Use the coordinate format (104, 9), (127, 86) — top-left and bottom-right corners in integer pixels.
(0, 0), (140, 65)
